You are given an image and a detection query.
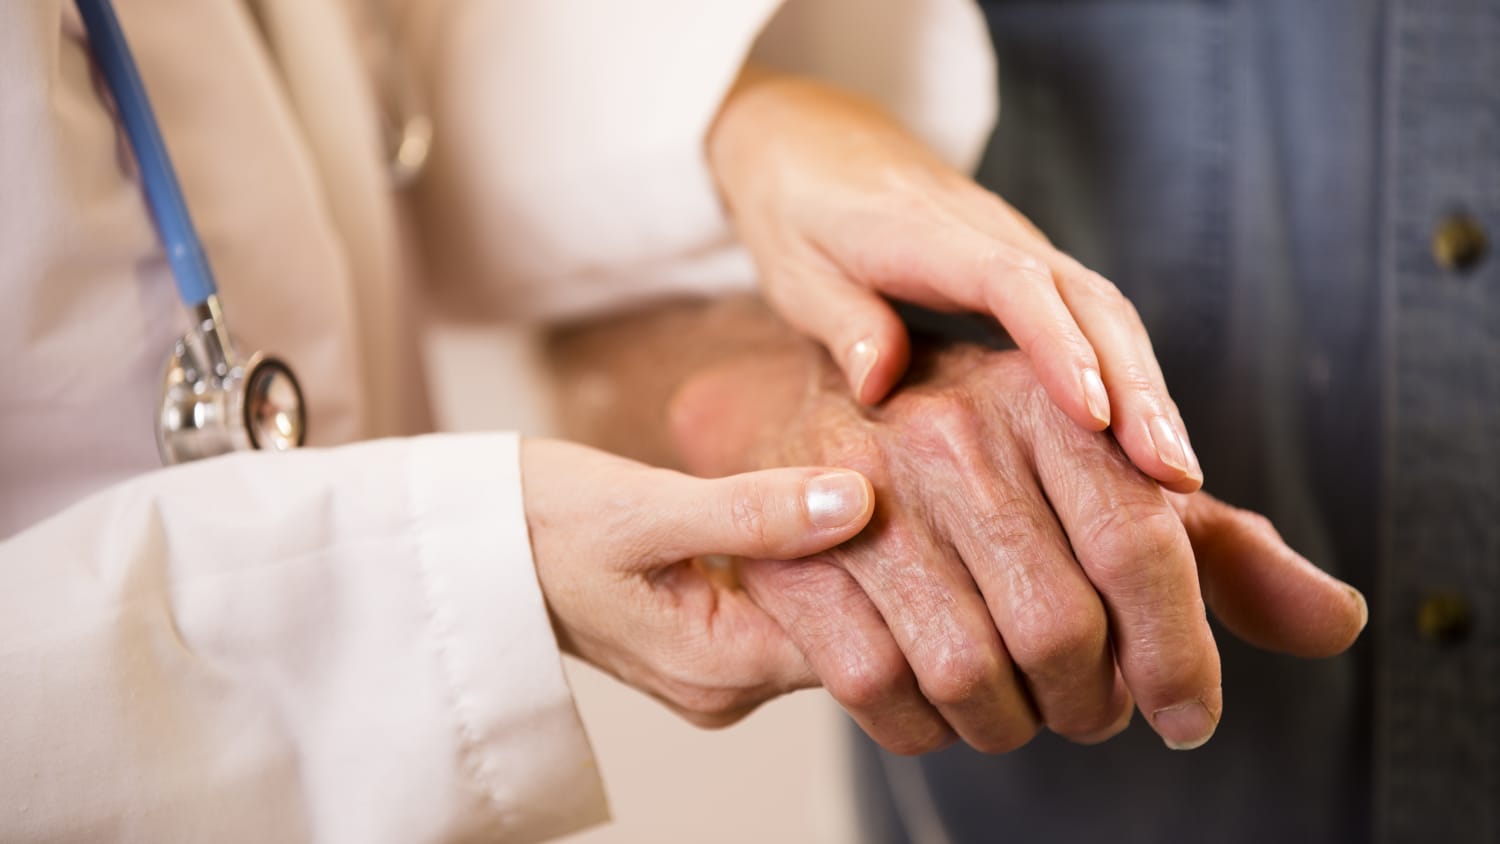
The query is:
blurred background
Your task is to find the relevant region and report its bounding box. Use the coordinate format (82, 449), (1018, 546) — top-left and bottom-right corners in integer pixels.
(426, 322), (859, 843)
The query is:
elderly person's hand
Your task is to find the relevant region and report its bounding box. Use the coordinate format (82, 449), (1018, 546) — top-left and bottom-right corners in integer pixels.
(520, 439), (872, 725)
(666, 341), (1366, 753)
(708, 69), (1203, 494)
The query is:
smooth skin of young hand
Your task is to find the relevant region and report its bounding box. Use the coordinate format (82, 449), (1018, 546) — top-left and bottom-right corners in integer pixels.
(520, 439), (874, 726)
(708, 68), (1204, 494)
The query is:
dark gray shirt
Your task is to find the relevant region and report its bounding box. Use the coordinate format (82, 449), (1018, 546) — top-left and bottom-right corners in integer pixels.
(859, 1), (1500, 841)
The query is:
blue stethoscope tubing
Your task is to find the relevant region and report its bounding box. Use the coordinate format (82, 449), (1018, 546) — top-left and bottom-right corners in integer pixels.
(75, 0), (217, 308)
(77, 0), (307, 464)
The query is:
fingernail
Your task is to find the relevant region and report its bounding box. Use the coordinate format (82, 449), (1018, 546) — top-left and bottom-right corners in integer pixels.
(1149, 415), (1194, 477)
(849, 339), (879, 401)
(805, 472), (870, 529)
(1152, 700), (1217, 750)
(1349, 587), (1369, 631)
(1180, 429), (1203, 480)
(1081, 368), (1110, 426)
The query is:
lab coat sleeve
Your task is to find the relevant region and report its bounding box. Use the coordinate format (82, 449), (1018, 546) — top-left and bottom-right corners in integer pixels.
(0, 433), (605, 844)
(403, 0), (998, 323)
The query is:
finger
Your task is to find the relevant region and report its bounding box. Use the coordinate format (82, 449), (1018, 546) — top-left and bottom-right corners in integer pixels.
(942, 457), (1131, 743)
(827, 509), (1041, 754)
(1170, 492), (1368, 658)
(1030, 425), (1222, 750)
(1050, 254), (1203, 492)
(738, 557), (957, 755)
(643, 562), (822, 724)
(947, 191), (1203, 492)
(865, 222), (1110, 432)
(650, 466), (876, 562)
(763, 257), (911, 405)
(1075, 669), (1136, 745)
(520, 441), (828, 715)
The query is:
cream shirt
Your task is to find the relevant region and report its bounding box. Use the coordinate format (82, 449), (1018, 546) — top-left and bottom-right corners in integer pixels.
(0, 0), (996, 840)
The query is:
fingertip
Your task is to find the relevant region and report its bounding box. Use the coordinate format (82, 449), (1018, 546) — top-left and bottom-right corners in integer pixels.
(1152, 695), (1221, 751)
(804, 470), (875, 535)
(1350, 587), (1369, 634)
(1192, 501), (1367, 658)
(1311, 582), (1369, 657)
(1116, 417), (1205, 490)
(700, 467), (873, 561)
(1293, 586), (1368, 658)
(849, 326), (912, 406)
(1035, 362), (1107, 433)
(848, 338), (883, 404)
(1159, 473), (1205, 495)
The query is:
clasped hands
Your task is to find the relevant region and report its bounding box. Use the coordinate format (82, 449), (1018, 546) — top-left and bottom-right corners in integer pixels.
(527, 338), (1365, 755)
(521, 69), (1366, 756)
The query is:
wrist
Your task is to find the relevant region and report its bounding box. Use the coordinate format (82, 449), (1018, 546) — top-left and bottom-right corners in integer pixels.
(706, 62), (783, 200)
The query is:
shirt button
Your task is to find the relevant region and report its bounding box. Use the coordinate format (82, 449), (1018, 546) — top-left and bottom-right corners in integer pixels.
(1431, 214), (1488, 272)
(1416, 592), (1473, 645)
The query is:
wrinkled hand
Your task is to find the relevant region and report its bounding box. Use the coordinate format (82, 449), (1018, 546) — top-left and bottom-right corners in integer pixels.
(520, 439), (873, 725)
(709, 70), (1203, 492)
(668, 345), (1366, 753)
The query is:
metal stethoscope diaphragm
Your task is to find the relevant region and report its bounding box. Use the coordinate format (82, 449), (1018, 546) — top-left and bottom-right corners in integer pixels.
(156, 296), (306, 465)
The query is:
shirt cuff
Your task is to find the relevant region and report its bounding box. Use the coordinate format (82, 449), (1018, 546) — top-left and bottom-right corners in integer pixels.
(410, 432), (607, 842)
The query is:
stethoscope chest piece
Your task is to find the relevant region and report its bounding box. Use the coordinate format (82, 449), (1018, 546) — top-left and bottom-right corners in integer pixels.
(157, 304), (306, 465)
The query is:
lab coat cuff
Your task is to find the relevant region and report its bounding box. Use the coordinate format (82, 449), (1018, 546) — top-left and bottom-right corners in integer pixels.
(410, 432), (607, 841)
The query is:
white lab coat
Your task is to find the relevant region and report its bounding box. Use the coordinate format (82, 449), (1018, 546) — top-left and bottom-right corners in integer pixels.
(0, 1), (995, 841)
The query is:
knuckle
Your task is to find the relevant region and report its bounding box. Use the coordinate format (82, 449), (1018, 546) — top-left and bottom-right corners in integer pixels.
(677, 703), (754, 729)
(1056, 705), (1131, 744)
(882, 729), (956, 757)
(1237, 509), (1282, 541)
(1075, 269), (1129, 306)
(1008, 601), (1108, 680)
(827, 653), (908, 712)
(1114, 361), (1160, 395)
(1117, 295), (1145, 329)
(726, 479), (774, 549)
(872, 714), (960, 757)
(901, 393), (985, 465)
(976, 245), (1050, 287)
(1139, 655), (1219, 706)
(919, 642), (1002, 708)
(669, 684), (758, 727)
(968, 721), (1042, 755)
(969, 501), (1053, 555)
(1073, 269), (1146, 329)
(1083, 507), (1188, 590)
(1009, 251), (1050, 279)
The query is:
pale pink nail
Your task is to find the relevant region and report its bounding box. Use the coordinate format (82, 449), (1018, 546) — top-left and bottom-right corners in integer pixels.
(1082, 368), (1110, 426)
(805, 472), (869, 529)
(1153, 700), (1217, 751)
(849, 339), (879, 400)
(1150, 415), (1197, 479)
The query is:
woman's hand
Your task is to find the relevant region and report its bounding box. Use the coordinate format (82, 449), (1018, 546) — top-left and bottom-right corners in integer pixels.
(520, 438), (874, 726)
(708, 69), (1202, 492)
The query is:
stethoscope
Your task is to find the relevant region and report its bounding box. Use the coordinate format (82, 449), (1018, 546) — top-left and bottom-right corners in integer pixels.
(76, 0), (430, 465)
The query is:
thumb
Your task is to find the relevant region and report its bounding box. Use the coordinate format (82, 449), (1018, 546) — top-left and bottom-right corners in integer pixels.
(657, 466), (876, 562)
(764, 267), (910, 405)
(1172, 492), (1368, 658)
